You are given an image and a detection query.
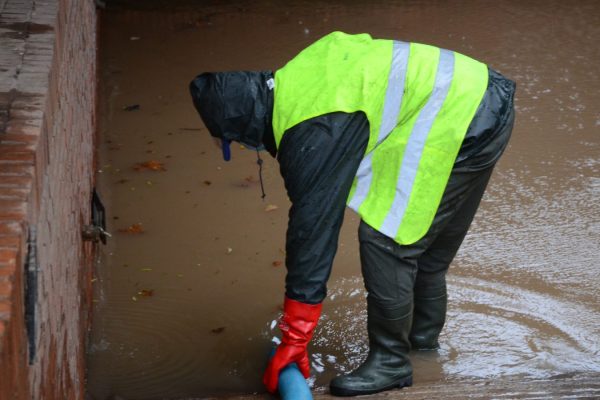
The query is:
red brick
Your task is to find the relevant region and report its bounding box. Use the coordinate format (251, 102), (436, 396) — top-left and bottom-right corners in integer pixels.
(0, 301), (10, 319)
(0, 262), (16, 278)
(4, 122), (41, 136)
(0, 175), (32, 189)
(0, 133), (38, 145)
(0, 279), (12, 299)
(0, 187), (29, 200)
(0, 222), (22, 236)
(0, 207), (25, 221)
(0, 143), (36, 153)
(0, 151), (35, 165)
(0, 165), (34, 176)
(0, 248), (17, 265)
(5, 121), (41, 137)
(0, 236), (20, 249)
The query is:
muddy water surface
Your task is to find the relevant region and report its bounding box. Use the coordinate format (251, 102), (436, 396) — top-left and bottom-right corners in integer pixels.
(87, 1), (600, 398)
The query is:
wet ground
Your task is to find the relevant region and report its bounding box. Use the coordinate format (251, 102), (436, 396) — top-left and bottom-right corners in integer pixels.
(87, 1), (600, 399)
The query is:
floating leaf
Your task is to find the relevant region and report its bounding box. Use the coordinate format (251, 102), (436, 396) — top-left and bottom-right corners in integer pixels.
(203, 180), (212, 186)
(211, 327), (226, 334)
(272, 260), (283, 267)
(265, 204), (278, 212)
(138, 289), (154, 297)
(118, 223), (144, 234)
(123, 104), (140, 111)
(140, 268), (153, 272)
(133, 160), (166, 171)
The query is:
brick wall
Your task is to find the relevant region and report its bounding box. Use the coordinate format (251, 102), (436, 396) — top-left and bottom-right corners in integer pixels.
(0, 1), (97, 399)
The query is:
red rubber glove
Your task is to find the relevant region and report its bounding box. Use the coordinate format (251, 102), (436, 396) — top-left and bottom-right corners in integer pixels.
(263, 296), (322, 393)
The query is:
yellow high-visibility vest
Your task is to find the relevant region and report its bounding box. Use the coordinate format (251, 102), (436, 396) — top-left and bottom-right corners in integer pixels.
(273, 32), (488, 244)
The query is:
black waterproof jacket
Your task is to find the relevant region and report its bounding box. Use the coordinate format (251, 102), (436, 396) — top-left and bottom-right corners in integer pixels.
(190, 68), (516, 305)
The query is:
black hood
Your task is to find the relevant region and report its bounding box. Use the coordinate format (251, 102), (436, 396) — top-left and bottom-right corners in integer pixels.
(189, 71), (274, 150)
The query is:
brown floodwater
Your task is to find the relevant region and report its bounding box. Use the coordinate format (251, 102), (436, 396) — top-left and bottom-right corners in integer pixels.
(87, 1), (600, 399)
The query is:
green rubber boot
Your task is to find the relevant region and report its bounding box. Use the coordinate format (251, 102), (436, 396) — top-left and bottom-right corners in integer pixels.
(329, 299), (413, 397)
(410, 271), (447, 350)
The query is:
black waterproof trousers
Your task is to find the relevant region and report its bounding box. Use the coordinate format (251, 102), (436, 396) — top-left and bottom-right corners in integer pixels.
(359, 163), (494, 300)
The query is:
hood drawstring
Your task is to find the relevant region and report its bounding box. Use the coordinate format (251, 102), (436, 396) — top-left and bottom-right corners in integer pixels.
(256, 149), (266, 200)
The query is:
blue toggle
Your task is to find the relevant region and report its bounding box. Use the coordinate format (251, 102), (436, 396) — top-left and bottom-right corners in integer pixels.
(222, 139), (231, 161)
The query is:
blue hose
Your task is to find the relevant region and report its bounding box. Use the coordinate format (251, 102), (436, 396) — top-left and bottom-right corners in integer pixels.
(269, 348), (313, 400)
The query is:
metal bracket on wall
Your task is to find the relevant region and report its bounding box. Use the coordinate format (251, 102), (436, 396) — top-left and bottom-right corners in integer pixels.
(24, 227), (39, 365)
(82, 189), (110, 244)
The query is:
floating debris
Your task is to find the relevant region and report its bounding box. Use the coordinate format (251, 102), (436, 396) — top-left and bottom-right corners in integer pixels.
(265, 204), (278, 212)
(118, 223), (144, 234)
(272, 260), (283, 267)
(133, 160), (166, 171)
(123, 104), (140, 111)
(211, 327), (226, 334)
(137, 289), (154, 297)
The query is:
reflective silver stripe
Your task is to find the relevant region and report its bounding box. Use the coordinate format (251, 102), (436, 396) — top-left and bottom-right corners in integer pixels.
(348, 151), (373, 211)
(348, 41), (409, 211)
(379, 49), (455, 238)
(377, 41), (410, 145)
